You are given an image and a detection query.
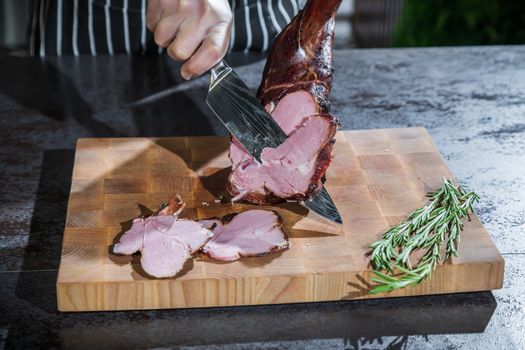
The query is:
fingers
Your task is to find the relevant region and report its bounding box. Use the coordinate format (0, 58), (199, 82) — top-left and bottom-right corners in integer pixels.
(153, 15), (185, 48)
(166, 20), (207, 62)
(146, 0), (232, 79)
(146, 0), (162, 32)
(180, 22), (231, 80)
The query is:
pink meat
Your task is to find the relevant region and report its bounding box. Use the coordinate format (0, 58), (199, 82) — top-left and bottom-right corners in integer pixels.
(112, 217), (145, 255)
(229, 90), (319, 167)
(267, 90), (320, 133)
(228, 107), (337, 204)
(140, 229), (190, 279)
(227, 0), (342, 205)
(201, 210), (290, 261)
(113, 199), (214, 278)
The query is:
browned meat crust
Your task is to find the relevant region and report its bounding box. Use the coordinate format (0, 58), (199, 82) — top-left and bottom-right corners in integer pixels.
(257, 0), (342, 112)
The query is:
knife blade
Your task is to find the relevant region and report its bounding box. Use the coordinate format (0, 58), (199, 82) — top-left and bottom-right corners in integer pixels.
(206, 61), (342, 224)
(206, 61), (286, 162)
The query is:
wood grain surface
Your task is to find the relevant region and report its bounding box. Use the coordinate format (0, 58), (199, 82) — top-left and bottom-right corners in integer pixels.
(57, 127), (504, 311)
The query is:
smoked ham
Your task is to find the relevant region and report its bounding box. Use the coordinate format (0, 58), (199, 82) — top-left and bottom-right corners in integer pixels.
(113, 195), (214, 278)
(201, 210), (290, 261)
(227, 0), (342, 204)
(113, 196), (290, 277)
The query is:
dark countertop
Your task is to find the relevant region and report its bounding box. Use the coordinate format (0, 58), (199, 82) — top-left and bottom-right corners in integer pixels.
(1, 46), (524, 349)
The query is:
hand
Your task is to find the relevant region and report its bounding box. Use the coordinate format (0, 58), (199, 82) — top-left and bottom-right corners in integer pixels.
(147, 0), (232, 80)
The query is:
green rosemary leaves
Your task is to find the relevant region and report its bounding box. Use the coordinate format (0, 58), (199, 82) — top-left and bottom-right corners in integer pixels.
(368, 178), (480, 294)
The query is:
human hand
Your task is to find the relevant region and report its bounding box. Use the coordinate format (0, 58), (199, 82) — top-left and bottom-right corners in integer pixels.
(147, 0), (232, 80)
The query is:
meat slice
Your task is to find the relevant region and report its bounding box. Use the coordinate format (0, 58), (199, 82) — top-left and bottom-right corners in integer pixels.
(201, 210), (290, 261)
(227, 0), (342, 205)
(112, 217), (146, 255)
(228, 114), (337, 204)
(113, 196), (214, 278)
(139, 225), (191, 279)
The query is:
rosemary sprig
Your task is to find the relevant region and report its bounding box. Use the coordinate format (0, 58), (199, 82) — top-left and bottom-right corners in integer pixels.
(368, 178), (479, 295)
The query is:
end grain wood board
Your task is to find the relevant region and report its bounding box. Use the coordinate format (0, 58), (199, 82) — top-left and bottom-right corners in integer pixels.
(57, 127), (504, 311)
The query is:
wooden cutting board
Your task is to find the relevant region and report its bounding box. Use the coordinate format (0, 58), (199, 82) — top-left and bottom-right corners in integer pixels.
(57, 127), (504, 311)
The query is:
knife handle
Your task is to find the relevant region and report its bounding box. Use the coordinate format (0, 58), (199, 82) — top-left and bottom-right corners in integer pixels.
(210, 60), (231, 86)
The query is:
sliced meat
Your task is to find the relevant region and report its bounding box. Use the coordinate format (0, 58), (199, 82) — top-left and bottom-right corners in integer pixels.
(228, 115), (337, 204)
(201, 210), (290, 262)
(140, 229), (191, 279)
(170, 219), (215, 253)
(227, 0), (342, 205)
(266, 90), (321, 133)
(113, 217), (146, 255)
(113, 196), (214, 278)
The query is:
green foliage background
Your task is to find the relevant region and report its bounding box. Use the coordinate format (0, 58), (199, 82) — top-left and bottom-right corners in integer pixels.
(393, 0), (525, 47)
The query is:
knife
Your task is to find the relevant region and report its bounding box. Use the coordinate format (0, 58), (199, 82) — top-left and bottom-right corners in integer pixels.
(206, 60), (342, 224)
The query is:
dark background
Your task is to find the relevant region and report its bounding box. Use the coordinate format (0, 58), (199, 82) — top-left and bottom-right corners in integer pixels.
(2, 0), (525, 55)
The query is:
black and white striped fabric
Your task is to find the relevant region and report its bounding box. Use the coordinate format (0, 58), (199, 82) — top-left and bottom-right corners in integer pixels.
(27, 0), (303, 56)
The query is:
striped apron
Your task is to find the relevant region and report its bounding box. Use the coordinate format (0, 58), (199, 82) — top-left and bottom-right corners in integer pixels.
(27, 0), (303, 56)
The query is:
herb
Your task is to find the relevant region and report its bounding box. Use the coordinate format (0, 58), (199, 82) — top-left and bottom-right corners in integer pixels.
(368, 178), (479, 294)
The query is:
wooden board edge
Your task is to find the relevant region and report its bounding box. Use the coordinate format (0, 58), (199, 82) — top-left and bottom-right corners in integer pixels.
(56, 258), (505, 312)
